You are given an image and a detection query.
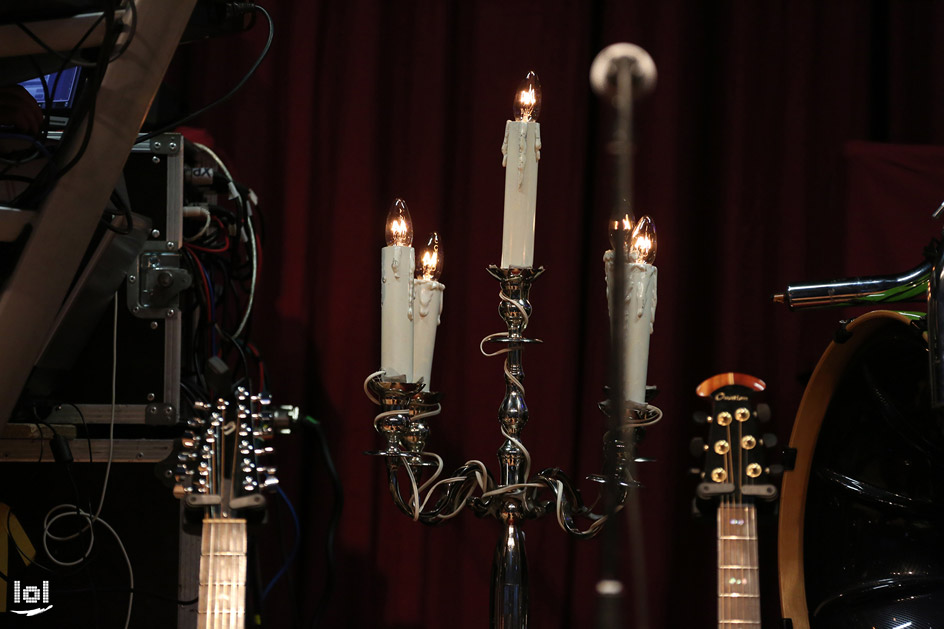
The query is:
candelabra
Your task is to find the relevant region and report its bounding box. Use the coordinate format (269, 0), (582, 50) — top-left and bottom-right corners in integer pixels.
(366, 43), (660, 629)
(365, 264), (659, 628)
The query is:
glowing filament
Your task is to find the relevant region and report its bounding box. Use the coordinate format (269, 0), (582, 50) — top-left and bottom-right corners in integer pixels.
(417, 232), (443, 281)
(385, 198), (413, 247)
(630, 215), (657, 264)
(513, 71), (542, 122)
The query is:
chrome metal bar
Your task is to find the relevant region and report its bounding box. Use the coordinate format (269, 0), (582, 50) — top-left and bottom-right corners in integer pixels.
(491, 509), (528, 629)
(772, 261), (930, 310)
(487, 265), (543, 629)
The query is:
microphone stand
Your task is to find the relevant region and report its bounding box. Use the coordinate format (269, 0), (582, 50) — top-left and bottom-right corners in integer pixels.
(592, 44), (656, 629)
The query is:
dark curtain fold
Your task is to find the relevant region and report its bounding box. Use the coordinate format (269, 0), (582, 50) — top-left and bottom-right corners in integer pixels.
(170, 1), (944, 626)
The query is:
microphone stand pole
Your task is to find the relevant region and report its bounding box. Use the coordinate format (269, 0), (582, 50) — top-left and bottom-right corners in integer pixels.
(594, 48), (653, 629)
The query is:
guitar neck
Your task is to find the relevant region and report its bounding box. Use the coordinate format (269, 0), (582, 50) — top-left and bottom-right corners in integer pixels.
(717, 502), (760, 628)
(198, 518), (247, 629)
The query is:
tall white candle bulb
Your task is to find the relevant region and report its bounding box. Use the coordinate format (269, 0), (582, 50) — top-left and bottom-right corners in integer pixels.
(413, 232), (444, 390)
(501, 71), (542, 268)
(381, 198), (415, 382)
(630, 215), (657, 264)
(604, 214), (658, 405)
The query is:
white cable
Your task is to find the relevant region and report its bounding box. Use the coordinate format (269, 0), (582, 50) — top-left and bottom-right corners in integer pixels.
(42, 506), (94, 566)
(232, 197), (257, 338)
(410, 403), (441, 422)
(624, 404), (664, 428)
(190, 141), (256, 338)
(363, 370), (385, 403)
(98, 291), (119, 518)
(96, 515), (134, 629)
(41, 508), (133, 628)
(183, 206), (212, 242)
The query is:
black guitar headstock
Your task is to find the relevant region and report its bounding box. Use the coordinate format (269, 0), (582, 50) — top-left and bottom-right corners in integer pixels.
(693, 373), (777, 504)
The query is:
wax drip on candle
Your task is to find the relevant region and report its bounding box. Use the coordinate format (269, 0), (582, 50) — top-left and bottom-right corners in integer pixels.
(630, 215), (657, 264)
(417, 232), (443, 281)
(385, 198), (414, 247)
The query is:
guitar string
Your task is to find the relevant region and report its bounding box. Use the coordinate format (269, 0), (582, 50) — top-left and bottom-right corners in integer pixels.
(718, 424), (736, 620)
(214, 413), (221, 629)
(734, 421), (746, 620)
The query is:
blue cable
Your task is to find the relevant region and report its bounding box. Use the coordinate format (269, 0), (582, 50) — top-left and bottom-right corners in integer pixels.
(262, 484), (300, 600)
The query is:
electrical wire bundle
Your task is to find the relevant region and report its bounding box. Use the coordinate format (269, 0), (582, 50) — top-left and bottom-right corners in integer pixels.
(179, 141), (264, 401)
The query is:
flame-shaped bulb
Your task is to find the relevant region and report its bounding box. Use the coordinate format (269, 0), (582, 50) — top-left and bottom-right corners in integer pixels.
(385, 198), (413, 247)
(608, 213), (633, 256)
(513, 71), (542, 122)
(630, 215), (657, 264)
(417, 232), (443, 281)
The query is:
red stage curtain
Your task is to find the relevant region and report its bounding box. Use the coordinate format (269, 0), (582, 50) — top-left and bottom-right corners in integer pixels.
(169, 1), (944, 626)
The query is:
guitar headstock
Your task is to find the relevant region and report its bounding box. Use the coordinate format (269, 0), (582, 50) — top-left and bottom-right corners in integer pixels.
(694, 373), (777, 503)
(173, 387), (279, 521)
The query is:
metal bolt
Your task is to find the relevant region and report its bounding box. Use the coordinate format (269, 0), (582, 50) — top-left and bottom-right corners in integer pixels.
(151, 229), (161, 238)
(164, 405), (174, 416)
(136, 452), (144, 459)
(133, 306), (142, 313)
(150, 321), (159, 330)
(168, 141), (178, 152)
(166, 241), (175, 250)
(166, 309), (176, 318)
(153, 141), (162, 150)
(128, 275), (136, 284)
(152, 156), (160, 164)
(147, 393), (155, 401)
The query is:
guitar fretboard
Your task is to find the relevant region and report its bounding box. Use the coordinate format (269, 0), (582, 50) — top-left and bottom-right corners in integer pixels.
(198, 518), (247, 629)
(717, 503), (760, 627)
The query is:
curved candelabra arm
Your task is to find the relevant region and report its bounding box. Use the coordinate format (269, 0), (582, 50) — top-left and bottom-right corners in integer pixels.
(532, 468), (625, 539)
(387, 457), (494, 526)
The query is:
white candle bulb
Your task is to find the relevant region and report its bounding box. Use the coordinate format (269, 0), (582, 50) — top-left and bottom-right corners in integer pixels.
(386, 197), (414, 247)
(381, 198), (415, 382)
(629, 215), (657, 263)
(414, 232), (444, 390)
(513, 71), (542, 122)
(604, 214), (658, 405)
(501, 71), (542, 269)
(419, 231), (443, 281)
